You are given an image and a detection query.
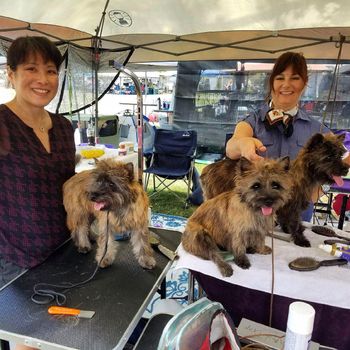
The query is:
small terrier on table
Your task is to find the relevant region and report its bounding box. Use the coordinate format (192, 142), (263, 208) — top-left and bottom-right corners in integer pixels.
(200, 133), (350, 247)
(63, 159), (156, 269)
(182, 157), (291, 277)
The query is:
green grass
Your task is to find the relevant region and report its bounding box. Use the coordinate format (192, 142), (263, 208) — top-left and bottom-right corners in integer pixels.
(146, 163), (206, 218)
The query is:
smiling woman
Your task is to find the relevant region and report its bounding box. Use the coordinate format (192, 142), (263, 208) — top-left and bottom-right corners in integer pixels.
(224, 51), (332, 222)
(5, 37), (63, 153)
(0, 37), (76, 350)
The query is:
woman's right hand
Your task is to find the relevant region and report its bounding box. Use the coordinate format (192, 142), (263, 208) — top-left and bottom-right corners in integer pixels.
(226, 121), (267, 161)
(237, 137), (267, 161)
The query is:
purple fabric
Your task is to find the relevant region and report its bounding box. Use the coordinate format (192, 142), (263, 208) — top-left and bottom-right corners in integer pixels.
(192, 271), (350, 350)
(331, 179), (350, 192)
(0, 105), (76, 268)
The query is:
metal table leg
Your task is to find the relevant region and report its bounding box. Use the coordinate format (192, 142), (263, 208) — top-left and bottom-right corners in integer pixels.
(338, 195), (348, 230)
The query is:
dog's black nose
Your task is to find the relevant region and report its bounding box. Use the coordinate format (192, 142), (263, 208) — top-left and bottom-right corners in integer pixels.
(264, 198), (274, 207)
(89, 192), (99, 201)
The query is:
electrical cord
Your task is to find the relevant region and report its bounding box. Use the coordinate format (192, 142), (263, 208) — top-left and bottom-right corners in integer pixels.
(31, 213), (110, 305)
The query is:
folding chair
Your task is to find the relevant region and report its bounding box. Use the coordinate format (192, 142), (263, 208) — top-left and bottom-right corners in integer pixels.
(143, 115), (157, 168)
(144, 129), (197, 207)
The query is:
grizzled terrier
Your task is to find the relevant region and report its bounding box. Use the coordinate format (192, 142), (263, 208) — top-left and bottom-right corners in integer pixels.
(200, 133), (349, 247)
(182, 157), (291, 277)
(63, 159), (156, 269)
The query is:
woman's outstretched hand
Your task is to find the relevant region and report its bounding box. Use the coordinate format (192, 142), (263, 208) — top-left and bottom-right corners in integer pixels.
(238, 137), (267, 161)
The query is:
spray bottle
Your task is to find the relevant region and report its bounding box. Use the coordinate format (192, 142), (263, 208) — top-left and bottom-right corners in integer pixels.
(284, 301), (315, 350)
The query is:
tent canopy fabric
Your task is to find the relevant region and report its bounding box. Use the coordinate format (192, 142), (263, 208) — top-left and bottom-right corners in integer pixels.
(1, 1), (350, 169)
(0, 0), (350, 62)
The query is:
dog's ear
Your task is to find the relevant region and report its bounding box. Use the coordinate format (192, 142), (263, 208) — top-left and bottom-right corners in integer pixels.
(305, 133), (324, 151)
(125, 162), (134, 180)
(279, 156), (290, 171)
(93, 157), (100, 164)
(239, 157), (253, 172)
(336, 133), (346, 142)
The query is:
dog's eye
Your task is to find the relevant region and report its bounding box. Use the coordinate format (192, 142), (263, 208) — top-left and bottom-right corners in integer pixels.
(108, 182), (117, 191)
(271, 181), (281, 190)
(251, 182), (261, 190)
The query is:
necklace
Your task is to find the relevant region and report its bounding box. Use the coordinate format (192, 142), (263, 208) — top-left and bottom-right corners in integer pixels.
(7, 102), (49, 132)
(37, 114), (48, 133)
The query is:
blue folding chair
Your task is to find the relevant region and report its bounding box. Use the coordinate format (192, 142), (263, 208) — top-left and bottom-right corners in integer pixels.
(144, 129), (197, 207)
(143, 115), (157, 168)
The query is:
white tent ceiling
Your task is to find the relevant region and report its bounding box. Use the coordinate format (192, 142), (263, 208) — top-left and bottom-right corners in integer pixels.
(0, 0), (350, 62)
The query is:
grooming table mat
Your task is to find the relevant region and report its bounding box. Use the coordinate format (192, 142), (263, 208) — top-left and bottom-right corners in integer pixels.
(175, 224), (350, 309)
(0, 230), (179, 350)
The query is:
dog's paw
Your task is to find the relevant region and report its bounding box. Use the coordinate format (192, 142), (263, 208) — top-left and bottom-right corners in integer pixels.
(246, 247), (256, 254)
(98, 256), (114, 268)
(139, 255), (156, 269)
(77, 245), (91, 254)
(218, 263), (233, 277)
(293, 235), (311, 247)
(259, 245), (272, 255)
(234, 255), (251, 269)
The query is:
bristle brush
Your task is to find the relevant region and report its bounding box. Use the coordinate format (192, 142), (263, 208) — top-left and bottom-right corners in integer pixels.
(311, 225), (350, 242)
(289, 256), (347, 271)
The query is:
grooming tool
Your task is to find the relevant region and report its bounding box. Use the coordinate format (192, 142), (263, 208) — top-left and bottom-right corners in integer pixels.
(311, 225), (350, 242)
(267, 231), (293, 242)
(48, 306), (95, 318)
(149, 232), (176, 260)
(288, 257), (347, 271)
(324, 239), (350, 246)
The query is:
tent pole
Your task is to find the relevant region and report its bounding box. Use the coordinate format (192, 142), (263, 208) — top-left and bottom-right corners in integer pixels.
(112, 62), (144, 185)
(92, 0), (110, 143)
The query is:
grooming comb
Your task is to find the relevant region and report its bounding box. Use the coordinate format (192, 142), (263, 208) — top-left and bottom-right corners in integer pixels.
(48, 306), (95, 318)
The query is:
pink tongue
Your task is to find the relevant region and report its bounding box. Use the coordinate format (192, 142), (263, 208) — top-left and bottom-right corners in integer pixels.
(333, 175), (344, 187)
(261, 206), (273, 216)
(93, 202), (105, 211)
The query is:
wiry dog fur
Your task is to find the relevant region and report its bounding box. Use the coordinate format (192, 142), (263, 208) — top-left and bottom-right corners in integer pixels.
(63, 159), (156, 269)
(200, 133), (349, 247)
(182, 157), (291, 277)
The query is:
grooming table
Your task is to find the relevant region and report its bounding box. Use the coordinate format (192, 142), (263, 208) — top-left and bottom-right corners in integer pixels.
(174, 225), (350, 350)
(0, 228), (181, 350)
(75, 148), (138, 177)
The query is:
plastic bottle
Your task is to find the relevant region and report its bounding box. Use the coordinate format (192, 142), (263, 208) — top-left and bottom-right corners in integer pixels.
(87, 123), (95, 146)
(284, 301), (315, 350)
(318, 244), (350, 262)
(74, 126), (81, 146)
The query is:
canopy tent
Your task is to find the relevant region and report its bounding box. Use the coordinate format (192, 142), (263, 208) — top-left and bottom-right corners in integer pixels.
(0, 1), (349, 114)
(0, 0), (350, 62)
(1, 0), (350, 178)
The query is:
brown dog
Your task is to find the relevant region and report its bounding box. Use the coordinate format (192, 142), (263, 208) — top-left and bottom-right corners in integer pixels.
(182, 157), (291, 277)
(200, 133), (349, 247)
(63, 159), (156, 269)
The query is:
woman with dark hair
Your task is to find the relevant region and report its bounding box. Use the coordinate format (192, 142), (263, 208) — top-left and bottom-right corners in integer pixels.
(225, 52), (331, 221)
(226, 52), (324, 161)
(0, 36), (75, 296)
